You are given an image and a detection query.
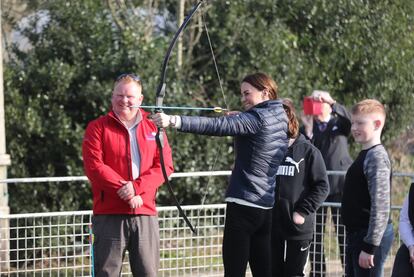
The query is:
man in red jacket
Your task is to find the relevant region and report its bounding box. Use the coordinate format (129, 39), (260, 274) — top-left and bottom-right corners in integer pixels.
(82, 73), (173, 277)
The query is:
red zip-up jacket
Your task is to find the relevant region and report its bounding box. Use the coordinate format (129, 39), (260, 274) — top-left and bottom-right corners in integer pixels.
(82, 110), (174, 215)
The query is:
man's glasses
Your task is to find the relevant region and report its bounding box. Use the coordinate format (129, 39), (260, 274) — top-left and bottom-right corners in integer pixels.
(115, 73), (141, 84)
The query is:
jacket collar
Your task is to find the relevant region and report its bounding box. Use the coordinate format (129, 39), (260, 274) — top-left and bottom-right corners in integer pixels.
(108, 109), (150, 127)
(252, 99), (283, 110)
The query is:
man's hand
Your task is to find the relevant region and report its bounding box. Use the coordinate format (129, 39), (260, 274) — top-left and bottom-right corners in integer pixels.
(311, 90), (336, 105)
(128, 195), (143, 209)
(117, 180), (135, 201)
(358, 250), (374, 269)
(150, 112), (171, 128)
(293, 212), (305, 225)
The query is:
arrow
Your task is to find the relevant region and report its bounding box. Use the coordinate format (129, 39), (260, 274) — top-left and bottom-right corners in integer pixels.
(129, 105), (227, 113)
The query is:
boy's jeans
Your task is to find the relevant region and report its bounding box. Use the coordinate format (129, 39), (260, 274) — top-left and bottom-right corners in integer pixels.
(345, 223), (393, 277)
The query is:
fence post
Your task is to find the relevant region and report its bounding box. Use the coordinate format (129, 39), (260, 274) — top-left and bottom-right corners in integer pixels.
(0, 3), (12, 271)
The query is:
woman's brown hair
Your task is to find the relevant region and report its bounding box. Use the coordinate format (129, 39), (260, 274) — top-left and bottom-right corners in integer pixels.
(241, 72), (278, 100)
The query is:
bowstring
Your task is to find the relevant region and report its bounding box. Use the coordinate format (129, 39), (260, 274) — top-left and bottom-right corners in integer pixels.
(200, 8), (230, 207)
(201, 12), (229, 111)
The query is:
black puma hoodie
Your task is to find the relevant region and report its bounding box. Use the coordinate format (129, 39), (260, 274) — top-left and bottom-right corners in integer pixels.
(272, 134), (329, 240)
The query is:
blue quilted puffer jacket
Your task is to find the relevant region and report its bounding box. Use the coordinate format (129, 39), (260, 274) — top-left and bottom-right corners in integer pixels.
(179, 99), (289, 207)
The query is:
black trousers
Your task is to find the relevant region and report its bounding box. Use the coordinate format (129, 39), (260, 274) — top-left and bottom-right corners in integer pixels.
(271, 231), (311, 277)
(222, 202), (273, 277)
(309, 194), (346, 277)
(391, 244), (414, 277)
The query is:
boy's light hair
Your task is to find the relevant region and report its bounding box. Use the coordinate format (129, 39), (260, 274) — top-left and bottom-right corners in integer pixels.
(351, 99), (386, 121)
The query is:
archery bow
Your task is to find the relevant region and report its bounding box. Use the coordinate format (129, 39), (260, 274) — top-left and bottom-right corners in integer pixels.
(154, 0), (206, 234)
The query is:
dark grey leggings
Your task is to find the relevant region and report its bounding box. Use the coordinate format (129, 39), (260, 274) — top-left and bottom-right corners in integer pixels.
(222, 202), (273, 277)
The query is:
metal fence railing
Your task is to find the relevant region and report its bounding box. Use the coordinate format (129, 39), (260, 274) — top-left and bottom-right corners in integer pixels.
(0, 203), (404, 277)
(309, 203), (402, 277)
(1, 171), (413, 276)
(0, 205), (228, 276)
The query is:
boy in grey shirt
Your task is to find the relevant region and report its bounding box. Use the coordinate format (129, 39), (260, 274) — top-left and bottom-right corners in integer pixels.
(341, 99), (393, 277)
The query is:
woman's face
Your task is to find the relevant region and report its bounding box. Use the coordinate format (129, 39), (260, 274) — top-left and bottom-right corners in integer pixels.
(240, 82), (269, 111)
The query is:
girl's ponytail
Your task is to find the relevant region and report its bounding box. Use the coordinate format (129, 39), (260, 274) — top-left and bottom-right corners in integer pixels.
(282, 98), (299, 139)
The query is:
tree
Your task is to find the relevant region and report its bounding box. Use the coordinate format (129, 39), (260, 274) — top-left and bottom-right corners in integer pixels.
(274, 0), (414, 142)
(3, 0), (170, 212)
(3, 0), (414, 212)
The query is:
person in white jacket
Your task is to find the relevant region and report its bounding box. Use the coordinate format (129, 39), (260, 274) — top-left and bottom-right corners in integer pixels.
(391, 183), (414, 277)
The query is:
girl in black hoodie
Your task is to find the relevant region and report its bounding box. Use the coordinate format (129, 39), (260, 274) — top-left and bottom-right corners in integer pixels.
(271, 99), (329, 277)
